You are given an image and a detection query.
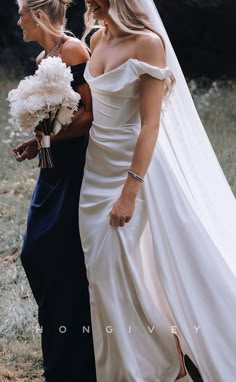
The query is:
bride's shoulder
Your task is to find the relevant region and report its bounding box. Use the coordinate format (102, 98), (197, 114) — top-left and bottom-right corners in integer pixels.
(135, 31), (166, 68)
(90, 28), (104, 52)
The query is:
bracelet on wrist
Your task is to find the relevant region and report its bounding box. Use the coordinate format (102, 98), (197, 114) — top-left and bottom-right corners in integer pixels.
(128, 170), (144, 183)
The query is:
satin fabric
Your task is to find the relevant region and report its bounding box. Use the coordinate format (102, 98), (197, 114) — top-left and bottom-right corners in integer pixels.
(79, 59), (236, 382)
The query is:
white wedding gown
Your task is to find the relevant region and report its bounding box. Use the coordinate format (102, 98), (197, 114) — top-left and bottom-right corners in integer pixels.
(79, 58), (236, 382)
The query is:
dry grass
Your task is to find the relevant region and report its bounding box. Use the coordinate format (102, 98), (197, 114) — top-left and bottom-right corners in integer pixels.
(0, 261), (38, 343)
(0, 338), (42, 382)
(0, 75), (41, 380)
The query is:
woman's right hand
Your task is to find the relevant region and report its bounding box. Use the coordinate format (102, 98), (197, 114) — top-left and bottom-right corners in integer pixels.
(109, 194), (136, 227)
(13, 138), (39, 161)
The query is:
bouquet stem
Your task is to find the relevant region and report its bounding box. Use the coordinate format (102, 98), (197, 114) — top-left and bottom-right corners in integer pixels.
(38, 119), (54, 168)
(39, 146), (54, 168)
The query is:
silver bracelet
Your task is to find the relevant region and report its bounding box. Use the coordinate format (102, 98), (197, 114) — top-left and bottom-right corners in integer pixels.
(128, 170), (144, 183)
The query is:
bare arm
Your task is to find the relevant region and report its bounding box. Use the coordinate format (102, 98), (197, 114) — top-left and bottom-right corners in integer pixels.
(109, 35), (166, 227)
(48, 39), (93, 142)
(51, 33), (106, 141)
(51, 81), (93, 142)
(13, 39), (92, 159)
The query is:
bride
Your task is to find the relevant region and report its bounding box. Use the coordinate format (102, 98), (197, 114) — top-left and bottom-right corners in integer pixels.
(79, 0), (236, 381)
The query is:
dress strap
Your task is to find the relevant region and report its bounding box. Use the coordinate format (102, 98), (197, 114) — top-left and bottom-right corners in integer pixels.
(71, 62), (87, 90)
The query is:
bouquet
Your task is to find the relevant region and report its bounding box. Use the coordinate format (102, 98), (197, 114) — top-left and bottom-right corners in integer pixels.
(8, 56), (80, 168)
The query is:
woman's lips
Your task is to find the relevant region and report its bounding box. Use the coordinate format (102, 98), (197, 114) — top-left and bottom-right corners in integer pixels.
(90, 5), (100, 12)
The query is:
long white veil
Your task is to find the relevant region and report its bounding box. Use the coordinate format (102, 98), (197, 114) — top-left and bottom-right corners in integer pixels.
(139, 0), (236, 272)
(135, 1), (236, 380)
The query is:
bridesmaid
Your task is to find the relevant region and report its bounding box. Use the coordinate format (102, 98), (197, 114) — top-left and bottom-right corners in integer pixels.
(13, 1), (96, 381)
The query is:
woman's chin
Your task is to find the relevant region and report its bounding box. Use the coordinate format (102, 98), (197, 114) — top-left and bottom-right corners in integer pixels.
(22, 32), (32, 42)
(91, 10), (104, 21)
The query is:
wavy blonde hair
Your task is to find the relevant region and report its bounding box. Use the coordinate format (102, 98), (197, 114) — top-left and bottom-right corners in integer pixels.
(17, 0), (72, 36)
(82, 0), (175, 94)
(82, 0), (164, 44)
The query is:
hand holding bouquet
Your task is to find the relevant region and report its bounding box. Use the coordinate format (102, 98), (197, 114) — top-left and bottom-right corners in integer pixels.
(8, 56), (80, 168)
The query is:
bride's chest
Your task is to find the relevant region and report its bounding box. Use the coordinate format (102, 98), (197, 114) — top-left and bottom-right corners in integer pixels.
(90, 41), (137, 78)
(84, 59), (142, 96)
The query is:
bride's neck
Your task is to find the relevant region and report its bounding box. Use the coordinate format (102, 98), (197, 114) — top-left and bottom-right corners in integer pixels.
(104, 18), (129, 40)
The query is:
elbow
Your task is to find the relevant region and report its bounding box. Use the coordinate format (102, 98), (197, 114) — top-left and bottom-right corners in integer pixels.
(87, 111), (93, 125)
(84, 111), (93, 130)
(142, 121), (160, 132)
(78, 111), (93, 135)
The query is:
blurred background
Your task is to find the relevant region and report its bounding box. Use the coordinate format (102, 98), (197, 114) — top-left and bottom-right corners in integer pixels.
(0, 1), (235, 381)
(0, 0), (236, 77)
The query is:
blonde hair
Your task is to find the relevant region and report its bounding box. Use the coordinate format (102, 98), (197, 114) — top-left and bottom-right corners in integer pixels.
(18, 0), (72, 36)
(82, 0), (164, 44)
(82, 0), (175, 95)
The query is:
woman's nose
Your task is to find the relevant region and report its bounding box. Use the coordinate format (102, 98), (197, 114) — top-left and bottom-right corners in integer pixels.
(17, 19), (21, 27)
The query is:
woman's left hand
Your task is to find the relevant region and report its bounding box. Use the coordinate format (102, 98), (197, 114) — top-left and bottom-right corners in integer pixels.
(13, 138), (39, 161)
(109, 195), (135, 227)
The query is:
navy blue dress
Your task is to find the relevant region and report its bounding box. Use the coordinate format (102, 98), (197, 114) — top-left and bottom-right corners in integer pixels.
(21, 63), (96, 382)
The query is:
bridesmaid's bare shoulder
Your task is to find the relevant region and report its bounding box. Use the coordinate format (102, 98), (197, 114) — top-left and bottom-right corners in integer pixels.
(61, 37), (89, 66)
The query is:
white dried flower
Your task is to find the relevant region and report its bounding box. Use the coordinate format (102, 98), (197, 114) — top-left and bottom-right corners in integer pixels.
(8, 56), (81, 132)
(36, 56), (73, 85)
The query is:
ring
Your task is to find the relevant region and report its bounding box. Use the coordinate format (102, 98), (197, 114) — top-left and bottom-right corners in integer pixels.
(16, 153), (24, 162)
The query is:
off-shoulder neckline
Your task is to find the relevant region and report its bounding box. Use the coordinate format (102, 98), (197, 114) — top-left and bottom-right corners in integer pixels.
(87, 58), (170, 79)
